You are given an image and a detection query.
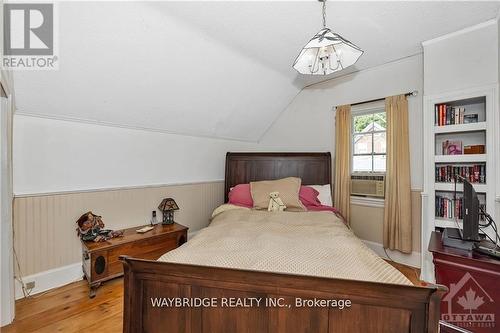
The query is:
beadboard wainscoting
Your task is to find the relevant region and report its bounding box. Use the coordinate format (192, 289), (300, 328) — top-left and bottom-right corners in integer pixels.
(13, 184), (422, 298)
(13, 181), (224, 298)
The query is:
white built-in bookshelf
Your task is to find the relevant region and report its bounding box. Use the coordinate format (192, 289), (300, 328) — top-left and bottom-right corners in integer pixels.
(421, 85), (498, 281)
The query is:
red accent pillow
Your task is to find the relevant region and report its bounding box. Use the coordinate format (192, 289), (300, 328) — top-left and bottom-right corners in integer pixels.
(299, 186), (340, 215)
(298, 186), (321, 207)
(228, 184), (253, 208)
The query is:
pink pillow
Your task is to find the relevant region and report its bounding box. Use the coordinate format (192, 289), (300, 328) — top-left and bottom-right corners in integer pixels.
(299, 186), (321, 207)
(228, 184), (253, 208)
(299, 186), (340, 215)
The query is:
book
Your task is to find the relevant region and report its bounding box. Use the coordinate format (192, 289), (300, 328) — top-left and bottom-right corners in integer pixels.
(442, 140), (462, 155)
(463, 114), (478, 123)
(463, 144), (485, 154)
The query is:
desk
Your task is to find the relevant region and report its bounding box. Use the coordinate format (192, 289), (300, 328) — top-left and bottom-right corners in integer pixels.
(429, 231), (500, 333)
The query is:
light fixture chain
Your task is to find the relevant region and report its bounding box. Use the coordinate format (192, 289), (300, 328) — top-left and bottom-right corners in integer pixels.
(322, 0), (326, 28)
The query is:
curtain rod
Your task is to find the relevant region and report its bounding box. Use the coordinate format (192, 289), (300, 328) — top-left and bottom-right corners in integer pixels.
(351, 90), (418, 106)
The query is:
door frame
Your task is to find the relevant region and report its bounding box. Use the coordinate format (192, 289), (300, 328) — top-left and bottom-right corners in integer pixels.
(0, 85), (15, 326)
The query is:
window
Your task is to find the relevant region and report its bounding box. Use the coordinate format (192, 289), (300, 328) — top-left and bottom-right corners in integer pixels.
(352, 109), (386, 173)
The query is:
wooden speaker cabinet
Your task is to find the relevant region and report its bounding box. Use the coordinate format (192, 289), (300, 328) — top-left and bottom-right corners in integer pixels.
(81, 222), (187, 297)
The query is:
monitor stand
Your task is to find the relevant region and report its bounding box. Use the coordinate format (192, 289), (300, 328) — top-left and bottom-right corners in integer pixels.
(442, 227), (475, 251)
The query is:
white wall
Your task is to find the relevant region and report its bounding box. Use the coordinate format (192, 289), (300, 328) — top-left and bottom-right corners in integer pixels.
(420, 19), (500, 282)
(13, 115), (257, 195)
(423, 20), (498, 96)
(260, 54), (424, 190)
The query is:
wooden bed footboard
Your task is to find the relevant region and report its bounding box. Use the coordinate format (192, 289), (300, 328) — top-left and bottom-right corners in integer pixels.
(120, 256), (447, 333)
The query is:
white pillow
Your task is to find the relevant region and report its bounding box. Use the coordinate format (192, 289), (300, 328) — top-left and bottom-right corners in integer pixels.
(309, 184), (333, 206)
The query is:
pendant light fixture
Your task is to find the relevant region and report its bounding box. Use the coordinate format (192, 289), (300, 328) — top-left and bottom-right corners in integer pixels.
(293, 0), (363, 75)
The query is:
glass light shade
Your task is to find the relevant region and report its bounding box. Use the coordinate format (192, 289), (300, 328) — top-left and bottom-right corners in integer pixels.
(293, 28), (363, 75)
(158, 198), (179, 212)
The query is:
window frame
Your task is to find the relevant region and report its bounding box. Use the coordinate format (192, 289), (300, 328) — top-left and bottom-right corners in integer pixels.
(351, 105), (387, 175)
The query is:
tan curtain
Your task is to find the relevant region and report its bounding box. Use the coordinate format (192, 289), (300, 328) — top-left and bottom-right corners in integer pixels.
(334, 105), (351, 224)
(384, 95), (412, 253)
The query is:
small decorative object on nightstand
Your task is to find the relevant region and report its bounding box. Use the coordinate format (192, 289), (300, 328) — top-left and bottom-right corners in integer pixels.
(150, 210), (158, 226)
(158, 198), (179, 224)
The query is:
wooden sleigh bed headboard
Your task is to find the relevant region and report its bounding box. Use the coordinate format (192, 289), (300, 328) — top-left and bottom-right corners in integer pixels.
(224, 152), (331, 202)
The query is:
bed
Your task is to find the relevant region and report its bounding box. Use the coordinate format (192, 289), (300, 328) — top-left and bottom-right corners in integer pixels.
(120, 152), (446, 333)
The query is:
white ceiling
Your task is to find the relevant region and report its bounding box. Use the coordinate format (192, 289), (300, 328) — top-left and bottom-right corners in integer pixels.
(13, 1), (500, 141)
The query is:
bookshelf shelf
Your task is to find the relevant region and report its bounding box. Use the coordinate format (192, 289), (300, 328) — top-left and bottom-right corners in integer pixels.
(434, 182), (488, 193)
(434, 218), (462, 229)
(434, 122), (486, 134)
(434, 154), (486, 163)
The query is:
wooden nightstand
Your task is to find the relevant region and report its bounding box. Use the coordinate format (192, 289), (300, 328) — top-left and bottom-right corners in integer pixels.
(429, 231), (500, 333)
(81, 222), (188, 297)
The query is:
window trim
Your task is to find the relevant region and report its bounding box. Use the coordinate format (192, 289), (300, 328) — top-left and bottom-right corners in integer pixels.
(351, 104), (387, 174)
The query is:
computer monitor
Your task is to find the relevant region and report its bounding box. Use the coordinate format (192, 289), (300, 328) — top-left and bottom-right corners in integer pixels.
(462, 178), (480, 241)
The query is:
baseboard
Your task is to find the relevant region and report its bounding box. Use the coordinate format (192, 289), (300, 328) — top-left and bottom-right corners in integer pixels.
(13, 230), (202, 299)
(15, 231), (200, 299)
(15, 262), (83, 300)
(362, 240), (421, 268)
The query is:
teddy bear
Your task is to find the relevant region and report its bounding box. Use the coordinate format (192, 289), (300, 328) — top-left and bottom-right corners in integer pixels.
(268, 191), (287, 212)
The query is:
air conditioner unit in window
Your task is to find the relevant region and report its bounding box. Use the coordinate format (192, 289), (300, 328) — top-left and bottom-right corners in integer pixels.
(351, 174), (385, 198)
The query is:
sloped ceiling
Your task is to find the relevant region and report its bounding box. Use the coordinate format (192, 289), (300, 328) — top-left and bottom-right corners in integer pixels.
(13, 1), (500, 142)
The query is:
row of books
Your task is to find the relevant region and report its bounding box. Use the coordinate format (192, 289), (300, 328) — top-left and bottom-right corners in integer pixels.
(435, 104), (479, 126)
(435, 196), (485, 220)
(435, 196), (464, 220)
(435, 164), (486, 184)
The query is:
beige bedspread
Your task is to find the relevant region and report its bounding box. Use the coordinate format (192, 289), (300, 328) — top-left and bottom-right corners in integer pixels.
(159, 205), (412, 285)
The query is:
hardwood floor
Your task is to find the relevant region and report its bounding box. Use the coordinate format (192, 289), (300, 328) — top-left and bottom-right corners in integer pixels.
(2, 278), (123, 333)
(2, 262), (422, 333)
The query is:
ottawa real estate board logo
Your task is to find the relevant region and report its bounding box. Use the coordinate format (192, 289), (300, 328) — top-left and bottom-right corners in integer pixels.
(441, 272), (495, 330)
(2, 2), (58, 70)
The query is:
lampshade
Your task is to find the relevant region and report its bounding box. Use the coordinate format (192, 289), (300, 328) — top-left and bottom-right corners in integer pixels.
(158, 198), (179, 212)
(293, 28), (363, 75)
